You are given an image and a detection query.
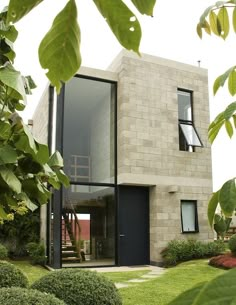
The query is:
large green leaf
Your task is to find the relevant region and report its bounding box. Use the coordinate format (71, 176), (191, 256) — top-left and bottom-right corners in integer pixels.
(7, 0), (43, 24)
(130, 0), (156, 16)
(169, 283), (205, 305)
(55, 169), (70, 187)
(169, 268), (236, 305)
(0, 205), (8, 220)
(233, 7), (236, 32)
(224, 102), (236, 120)
(0, 145), (17, 165)
(225, 120), (234, 138)
(218, 6), (229, 39)
(0, 63), (26, 101)
(228, 69), (236, 95)
(0, 166), (21, 194)
(34, 142), (49, 164)
(16, 192), (38, 211)
(208, 190), (219, 227)
(38, 0), (81, 93)
(0, 121), (11, 140)
(214, 214), (227, 236)
(48, 151), (64, 168)
(0, 20), (18, 42)
(219, 178), (236, 216)
(209, 11), (221, 35)
(93, 0), (141, 54)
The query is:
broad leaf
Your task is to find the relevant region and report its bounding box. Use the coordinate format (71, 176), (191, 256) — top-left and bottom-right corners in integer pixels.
(0, 63), (26, 101)
(38, 0), (81, 93)
(168, 283), (205, 305)
(196, 23), (203, 38)
(208, 119), (224, 143)
(0, 205), (8, 220)
(55, 169), (70, 187)
(0, 20), (18, 42)
(0, 145), (17, 165)
(48, 151), (64, 168)
(219, 178), (236, 216)
(233, 7), (236, 32)
(214, 214), (227, 236)
(34, 142), (49, 164)
(16, 192), (38, 211)
(7, 0), (43, 24)
(228, 69), (236, 95)
(169, 268), (236, 305)
(225, 120), (234, 138)
(0, 166), (21, 194)
(208, 191), (219, 227)
(209, 11), (221, 35)
(224, 102), (236, 120)
(131, 0), (156, 16)
(0, 121), (11, 140)
(218, 6), (230, 39)
(93, 0), (141, 54)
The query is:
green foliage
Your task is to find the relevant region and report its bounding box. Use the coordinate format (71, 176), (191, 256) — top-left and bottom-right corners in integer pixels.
(0, 287), (66, 305)
(228, 234), (236, 254)
(168, 268), (236, 305)
(0, 261), (28, 288)
(161, 239), (225, 266)
(31, 269), (122, 305)
(26, 242), (46, 265)
(213, 213), (232, 239)
(0, 7), (70, 221)
(7, 0), (156, 92)
(0, 243), (8, 259)
(0, 210), (39, 256)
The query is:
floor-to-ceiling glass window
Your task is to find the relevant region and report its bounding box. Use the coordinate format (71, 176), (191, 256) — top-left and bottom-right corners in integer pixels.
(59, 76), (116, 267)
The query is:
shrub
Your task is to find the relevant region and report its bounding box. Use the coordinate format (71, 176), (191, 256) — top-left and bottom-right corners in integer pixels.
(161, 239), (225, 266)
(0, 287), (66, 305)
(228, 234), (236, 255)
(0, 243), (8, 260)
(26, 242), (46, 265)
(0, 261), (28, 288)
(31, 269), (122, 305)
(209, 253), (236, 269)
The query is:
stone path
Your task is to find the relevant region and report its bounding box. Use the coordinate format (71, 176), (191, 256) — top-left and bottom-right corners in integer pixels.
(91, 265), (166, 289)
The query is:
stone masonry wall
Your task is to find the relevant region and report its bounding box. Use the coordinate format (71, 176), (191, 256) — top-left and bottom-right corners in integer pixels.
(109, 51), (213, 264)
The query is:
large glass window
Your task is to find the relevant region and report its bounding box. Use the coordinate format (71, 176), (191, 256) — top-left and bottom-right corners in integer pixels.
(178, 90), (202, 151)
(63, 77), (115, 184)
(181, 200), (199, 233)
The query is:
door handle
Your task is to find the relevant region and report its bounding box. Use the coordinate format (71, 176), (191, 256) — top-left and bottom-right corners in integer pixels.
(119, 234), (125, 237)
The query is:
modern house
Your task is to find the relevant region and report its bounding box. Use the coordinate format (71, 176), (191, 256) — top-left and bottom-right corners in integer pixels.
(32, 50), (213, 269)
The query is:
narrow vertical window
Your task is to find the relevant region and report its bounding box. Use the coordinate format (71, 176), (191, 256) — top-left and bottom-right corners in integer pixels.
(181, 200), (199, 233)
(178, 90), (202, 151)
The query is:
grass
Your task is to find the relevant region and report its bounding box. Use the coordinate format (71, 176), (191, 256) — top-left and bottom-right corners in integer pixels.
(115, 260), (226, 305)
(9, 259), (49, 285)
(9, 259), (226, 305)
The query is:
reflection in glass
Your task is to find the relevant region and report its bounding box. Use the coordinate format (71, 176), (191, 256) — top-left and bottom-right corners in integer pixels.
(179, 123), (202, 147)
(62, 186), (115, 267)
(63, 77), (115, 184)
(178, 90), (192, 121)
(181, 201), (198, 232)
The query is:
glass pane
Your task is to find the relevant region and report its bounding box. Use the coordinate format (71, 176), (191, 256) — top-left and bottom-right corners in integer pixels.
(180, 123), (202, 147)
(63, 77), (115, 184)
(178, 90), (192, 121)
(181, 202), (196, 232)
(62, 185), (115, 267)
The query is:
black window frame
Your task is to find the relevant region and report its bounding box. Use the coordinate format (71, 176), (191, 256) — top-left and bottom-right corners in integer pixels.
(177, 89), (203, 151)
(180, 200), (199, 233)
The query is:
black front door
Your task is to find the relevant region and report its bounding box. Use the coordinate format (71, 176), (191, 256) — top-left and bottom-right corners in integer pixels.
(118, 186), (149, 266)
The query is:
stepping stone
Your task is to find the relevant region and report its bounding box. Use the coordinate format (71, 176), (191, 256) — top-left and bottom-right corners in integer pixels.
(115, 283), (130, 289)
(128, 279), (148, 283)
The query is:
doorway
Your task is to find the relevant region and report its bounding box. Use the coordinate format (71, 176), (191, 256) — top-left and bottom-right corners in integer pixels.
(118, 186), (150, 266)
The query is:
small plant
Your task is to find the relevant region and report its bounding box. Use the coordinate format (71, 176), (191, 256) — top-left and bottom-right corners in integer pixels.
(0, 287), (66, 305)
(31, 269), (122, 305)
(161, 239), (225, 266)
(26, 242), (47, 265)
(0, 261), (28, 288)
(0, 244), (8, 260)
(228, 234), (236, 255)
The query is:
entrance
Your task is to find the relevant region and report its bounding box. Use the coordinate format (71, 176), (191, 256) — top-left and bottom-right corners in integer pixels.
(118, 186), (149, 266)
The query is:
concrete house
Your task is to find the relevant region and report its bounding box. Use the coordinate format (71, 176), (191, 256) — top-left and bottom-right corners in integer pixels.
(32, 50), (213, 269)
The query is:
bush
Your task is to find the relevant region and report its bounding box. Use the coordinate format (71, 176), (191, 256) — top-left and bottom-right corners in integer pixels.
(209, 253), (236, 269)
(26, 242), (46, 265)
(0, 287), (66, 305)
(161, 239), (225, 266)
(228, 234), (236, 255)
(0, 244), (8, 260)
(0, 261), (28, 288)
(31, 269), (122, 305)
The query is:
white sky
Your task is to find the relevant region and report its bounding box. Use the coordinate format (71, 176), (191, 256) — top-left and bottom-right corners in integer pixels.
(2, 0), (236, 191)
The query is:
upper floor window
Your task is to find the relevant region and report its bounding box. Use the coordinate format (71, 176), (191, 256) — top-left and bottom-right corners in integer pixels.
(178, 89), (202, 151)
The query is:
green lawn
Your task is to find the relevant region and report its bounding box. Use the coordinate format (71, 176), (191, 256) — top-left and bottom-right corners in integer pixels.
(9, 259), (226, 305)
